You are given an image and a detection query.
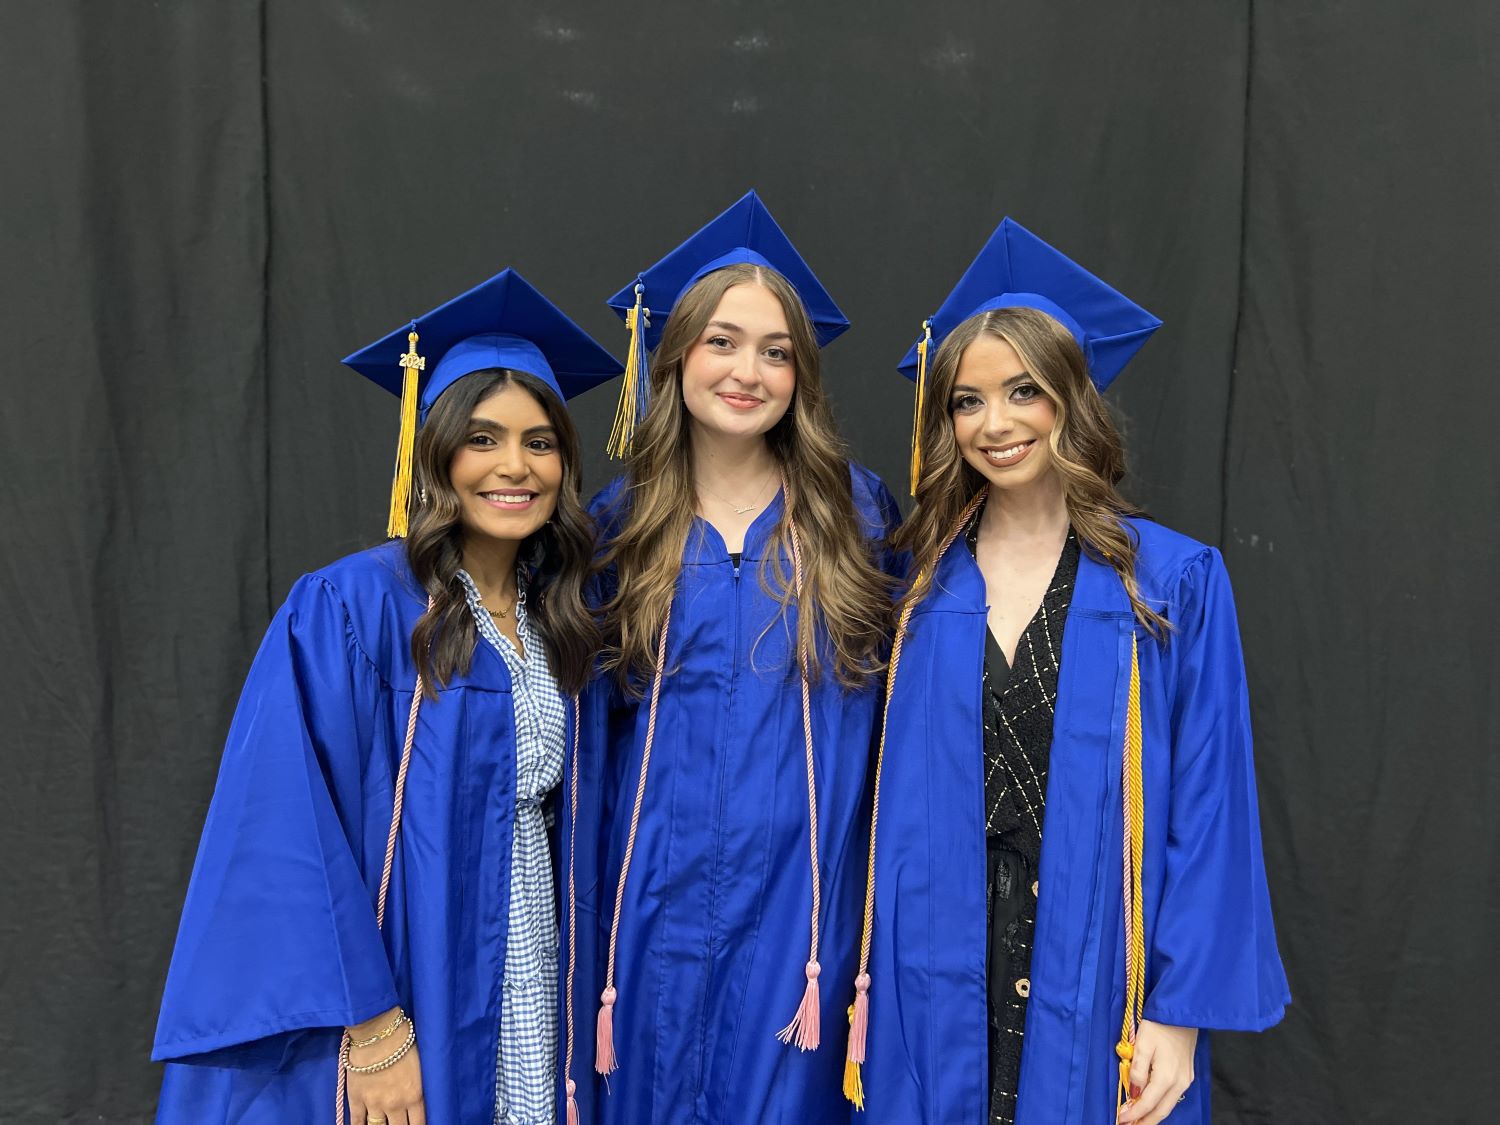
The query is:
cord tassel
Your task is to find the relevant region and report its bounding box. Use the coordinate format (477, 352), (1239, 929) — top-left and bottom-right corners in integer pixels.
(777, 960), (823, 1050)
(387, 328), (424, 538)
(606, 282), (649, 459)
(566, 1079), (580, 1125)
(595, 986), (618, 1075)
(842, 973), (871, 1108)
(907, 319), (932, 496)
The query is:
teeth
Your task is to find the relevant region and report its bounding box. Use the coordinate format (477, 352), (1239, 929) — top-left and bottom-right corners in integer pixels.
(986, 443), (1029, 461)
(482, 492), (533, 503)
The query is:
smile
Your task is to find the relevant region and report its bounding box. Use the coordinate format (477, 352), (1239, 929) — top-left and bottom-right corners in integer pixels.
(717, 392), (764, 410)
(981, 440), (1035, 467)
(478, 490), (539, 509)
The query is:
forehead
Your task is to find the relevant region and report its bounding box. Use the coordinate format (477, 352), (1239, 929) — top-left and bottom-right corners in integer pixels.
(955, 333), (1026, 385)
(708, 282), (789, 333)
(473, 381), (553, 426)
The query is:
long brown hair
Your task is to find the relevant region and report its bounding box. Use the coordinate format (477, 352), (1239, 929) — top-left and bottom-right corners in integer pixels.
(597, 263), (891, 692)
(404, 368), (600, 696)
(893, 306), (1170, 637)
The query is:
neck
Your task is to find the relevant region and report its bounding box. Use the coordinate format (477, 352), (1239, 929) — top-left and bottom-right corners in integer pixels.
(690, 427), (778, 495)
(980, 471), (1069, 541)
(461, 534), (522, 597)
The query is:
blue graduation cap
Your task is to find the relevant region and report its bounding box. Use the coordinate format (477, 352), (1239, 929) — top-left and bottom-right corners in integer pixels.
(900, 218), (1162, 492)
(342, 267), (623, 537)
(602, 190), (850, 457)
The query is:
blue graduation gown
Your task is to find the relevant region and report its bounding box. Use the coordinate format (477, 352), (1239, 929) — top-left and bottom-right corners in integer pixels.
(565, 464), (901, 1125)
(861, 518), (1289, 1124)
(153, 542), (557, 1124)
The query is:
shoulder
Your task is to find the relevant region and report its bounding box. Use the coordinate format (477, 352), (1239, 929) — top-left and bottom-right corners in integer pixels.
(588, 474), (631, 534)
(1121, 517), (1225, 614)
(284, 542), (425, 679)
(846, 460), (901, 526)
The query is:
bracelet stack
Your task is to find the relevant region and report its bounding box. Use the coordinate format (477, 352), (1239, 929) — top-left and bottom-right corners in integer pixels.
(342, 1008), (417, 1073)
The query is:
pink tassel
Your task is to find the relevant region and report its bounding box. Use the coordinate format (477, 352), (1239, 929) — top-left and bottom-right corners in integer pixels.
(595, 986), (618, 1075)
(566, 1079), (579, 1125)
(777, 961), (823, 1051)
(847, 973), (871, 1063)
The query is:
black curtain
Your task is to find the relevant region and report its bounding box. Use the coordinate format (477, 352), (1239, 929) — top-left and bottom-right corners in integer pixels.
(2, 1), (1495, 1121)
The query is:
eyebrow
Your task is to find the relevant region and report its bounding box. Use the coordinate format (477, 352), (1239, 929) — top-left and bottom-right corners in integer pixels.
(468, 418), (557, 436)
(707, 320), (792, 341)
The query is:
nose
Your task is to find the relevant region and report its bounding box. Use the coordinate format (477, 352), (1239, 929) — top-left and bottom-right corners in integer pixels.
(493, 437), (528, 479)
(731, 348), (759, 387)
(981, 397), (1014, 439)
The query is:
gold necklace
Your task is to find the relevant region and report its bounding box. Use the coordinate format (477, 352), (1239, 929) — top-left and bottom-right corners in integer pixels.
(697, 470), (776, 516)
(484, 591), (517, 620)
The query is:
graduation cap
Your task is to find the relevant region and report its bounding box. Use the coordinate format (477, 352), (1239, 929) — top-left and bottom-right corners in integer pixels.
(602, 190), (850, 458)
(342, 268), (623, 537)
(899, 218), (1162, 493)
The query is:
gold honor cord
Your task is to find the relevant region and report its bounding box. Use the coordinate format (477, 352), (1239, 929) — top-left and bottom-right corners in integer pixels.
(387, 330), (425, 539)
(1115, 633), (1146, 1113)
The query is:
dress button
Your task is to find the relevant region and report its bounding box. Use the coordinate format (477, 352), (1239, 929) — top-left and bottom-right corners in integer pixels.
(1015, 978), (1031, 998)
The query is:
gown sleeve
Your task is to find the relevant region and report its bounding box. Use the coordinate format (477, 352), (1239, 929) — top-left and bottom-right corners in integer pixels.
(1141, 549), (1291, 1031)
(152, 574), (400, 1063)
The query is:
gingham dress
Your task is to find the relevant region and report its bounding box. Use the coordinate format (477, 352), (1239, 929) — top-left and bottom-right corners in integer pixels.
(459, 570), (566, 1125)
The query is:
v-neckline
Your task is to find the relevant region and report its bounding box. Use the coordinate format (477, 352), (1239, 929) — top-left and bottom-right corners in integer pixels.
(967, 521), (1074, 675)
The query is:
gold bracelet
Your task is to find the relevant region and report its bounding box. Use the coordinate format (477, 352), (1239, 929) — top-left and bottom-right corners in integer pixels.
(341, 1021), (417, 1074)
(348, 1008), (407, 1050)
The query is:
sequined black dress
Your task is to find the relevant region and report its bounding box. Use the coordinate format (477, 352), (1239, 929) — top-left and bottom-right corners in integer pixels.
(967, 524), (1080, 1125)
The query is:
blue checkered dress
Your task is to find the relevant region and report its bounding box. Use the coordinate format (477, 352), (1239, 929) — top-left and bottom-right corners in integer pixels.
(460, 569), (566, 1125)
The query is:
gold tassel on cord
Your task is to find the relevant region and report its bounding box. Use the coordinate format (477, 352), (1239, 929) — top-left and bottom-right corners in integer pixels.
(1115, 633), (1146, 1113)
(907, 320), (932, 496)
(606, 283), (648, 460)
(387, 329), (424, 539)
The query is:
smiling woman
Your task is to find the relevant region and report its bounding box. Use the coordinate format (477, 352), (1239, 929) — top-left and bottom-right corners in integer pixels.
(150, 270), (622, 1125)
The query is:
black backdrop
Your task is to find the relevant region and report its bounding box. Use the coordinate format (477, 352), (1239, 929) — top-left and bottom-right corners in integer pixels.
(3, 2), (1496, 1122)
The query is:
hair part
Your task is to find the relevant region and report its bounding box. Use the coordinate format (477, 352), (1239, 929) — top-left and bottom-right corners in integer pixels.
(596, 263), (893, 692)
(893, 306), (1170, 638)
(404, 368), (600, 697)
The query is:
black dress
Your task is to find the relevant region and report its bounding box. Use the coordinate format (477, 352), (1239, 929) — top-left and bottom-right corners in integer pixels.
(966, 522), (1080, 1125)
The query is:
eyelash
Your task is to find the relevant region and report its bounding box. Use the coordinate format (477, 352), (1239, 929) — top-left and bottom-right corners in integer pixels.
(706, 335), (790, 363)
(950, 384), (1043, 412)
(467, 434), (555, 453)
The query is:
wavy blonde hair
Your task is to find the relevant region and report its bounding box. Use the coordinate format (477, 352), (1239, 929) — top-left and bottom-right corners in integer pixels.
(894, 306), (1170, 637)
(596, 263), (892, 692)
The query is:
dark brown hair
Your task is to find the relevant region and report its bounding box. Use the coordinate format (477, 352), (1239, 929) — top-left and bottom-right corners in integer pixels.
(893, 306), (1170, 638)
(404, 369), (599, 696)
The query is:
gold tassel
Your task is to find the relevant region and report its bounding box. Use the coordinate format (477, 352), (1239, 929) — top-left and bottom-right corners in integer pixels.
(907, 320), (932, 496)
(842, 1003), (866, 1110)
(606, 283), (648, 460)
(387, 329), (424, 539)
(1115, 633), (1146, 1112)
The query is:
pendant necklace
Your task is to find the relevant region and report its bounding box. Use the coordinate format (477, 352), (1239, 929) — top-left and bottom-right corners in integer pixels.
(698, 469), (776, 515)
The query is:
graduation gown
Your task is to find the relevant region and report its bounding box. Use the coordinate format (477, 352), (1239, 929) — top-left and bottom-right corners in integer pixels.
(565, 464), (901, 1125)
(153, 541), (561, 1124)
(861, 517), (1289, 1124)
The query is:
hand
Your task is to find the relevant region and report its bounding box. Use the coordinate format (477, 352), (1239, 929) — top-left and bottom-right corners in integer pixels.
(346, 1007), (426, 1125)
(1117, 1019), (1197, 1125)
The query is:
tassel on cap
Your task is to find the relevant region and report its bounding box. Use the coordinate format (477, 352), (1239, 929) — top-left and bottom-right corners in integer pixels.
(907, 319), (932, 496)
(606, 282), (650, 459)
(387, 327), (425, 538)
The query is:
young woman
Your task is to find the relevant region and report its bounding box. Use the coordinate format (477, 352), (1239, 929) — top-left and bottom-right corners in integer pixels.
(844, 220), (1288, 1125)
(563, 192), (901, 1125)
(151, 270), (622, 1125)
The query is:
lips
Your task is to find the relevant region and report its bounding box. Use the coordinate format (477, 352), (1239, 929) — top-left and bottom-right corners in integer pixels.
(478, 490), (539, 509)
(980, 439), (1035, 467)
(717, 392), (764, 410)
